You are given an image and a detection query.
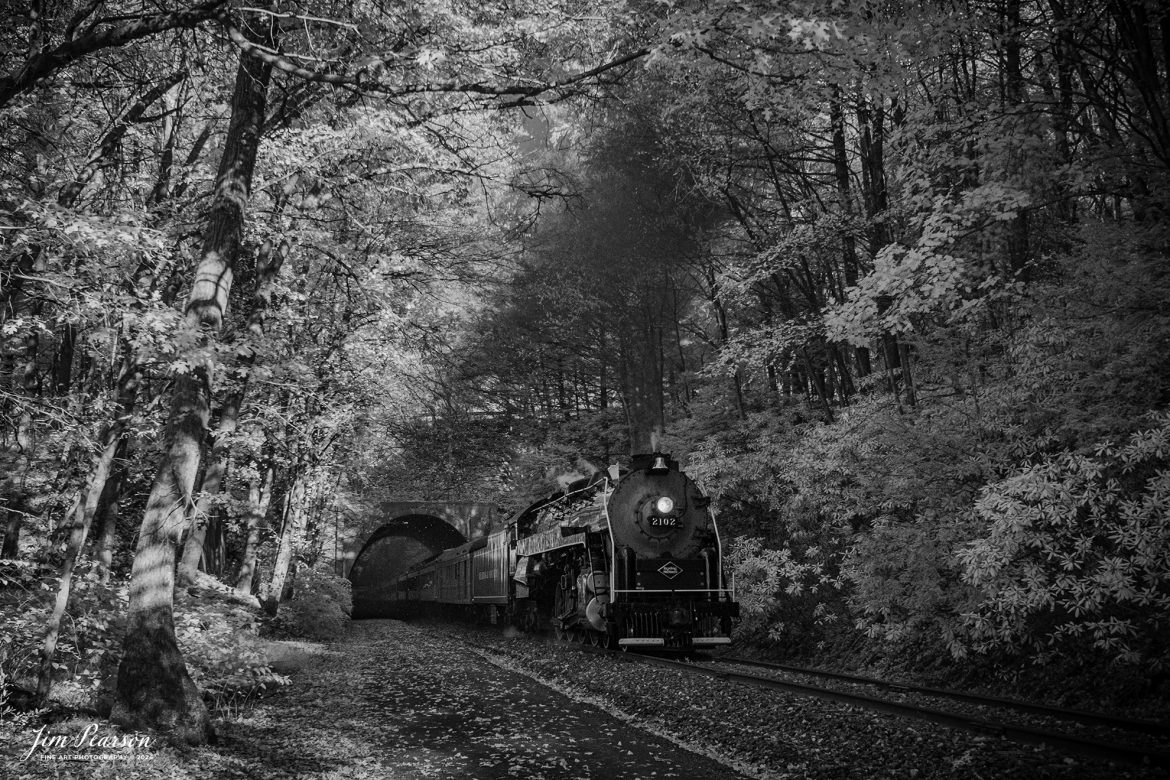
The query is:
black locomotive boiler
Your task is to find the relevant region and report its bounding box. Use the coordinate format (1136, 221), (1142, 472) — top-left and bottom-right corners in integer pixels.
(384, 453), (739, 650)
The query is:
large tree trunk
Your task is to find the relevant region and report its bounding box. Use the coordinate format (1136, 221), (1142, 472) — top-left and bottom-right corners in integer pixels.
(176, 200), (289, 586)
(112, 24), (272, 744)
(108, 383), (209, 741)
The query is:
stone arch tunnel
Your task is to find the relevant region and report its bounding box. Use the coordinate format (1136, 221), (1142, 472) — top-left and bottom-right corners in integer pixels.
(347, 501), (497, 618)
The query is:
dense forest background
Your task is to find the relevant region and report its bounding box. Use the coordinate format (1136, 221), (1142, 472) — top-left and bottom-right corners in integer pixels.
(2, 0), (1168, 743)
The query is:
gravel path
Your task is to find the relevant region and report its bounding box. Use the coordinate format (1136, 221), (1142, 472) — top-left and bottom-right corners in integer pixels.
(4, 619), (1166, 779)
(1, 619), (748, 779)
(437, 623), (1170, 780)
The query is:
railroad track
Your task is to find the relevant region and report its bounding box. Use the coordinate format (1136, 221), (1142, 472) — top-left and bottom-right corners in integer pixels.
(429, 620), (1170, 771)
(718, 656), (1170, 737)
(617, 651), (1170, 770)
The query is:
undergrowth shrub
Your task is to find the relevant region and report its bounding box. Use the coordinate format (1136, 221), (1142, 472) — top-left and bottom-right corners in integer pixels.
(0, 560), (126, 711)
(175, 598), (288, 705)
(0, 560), (52, 695)
(843, 518), (979, 650)
(957, 413), (1170, 667)
(276, 567), (352, 641)
(725, 536), (840, 651)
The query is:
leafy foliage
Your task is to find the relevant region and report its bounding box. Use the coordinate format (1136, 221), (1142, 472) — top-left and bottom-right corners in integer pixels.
(176, 603), (287, 699)
(958, 415), (1170, 665)
(3, 0), (1170, 736)
(274, 568), (353, 642)
(725, 535), (840, 650)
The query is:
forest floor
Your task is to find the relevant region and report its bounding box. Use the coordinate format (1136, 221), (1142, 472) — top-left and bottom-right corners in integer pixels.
(2, 617), (1167, 779)
(0, 620), (747, 779)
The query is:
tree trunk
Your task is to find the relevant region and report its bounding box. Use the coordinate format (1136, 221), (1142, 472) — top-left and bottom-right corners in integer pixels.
(703, 265), (746, 420)
(52, 322), (76, 395)
(203, 511), (225, 577)
(108, 365), (210, 740)
(1, 306), (42, 559)
(35, 343), (140, 701)
(898, 342), (917, 408)
(857, 93), (888, 251)
(36, 430), (120, 703)
(147, 74), (184, 207)
(619, 327), (665, 455)
(801, 348), (834, 423)
(95, 486), (119, 584)
(0, 249), (36, 327)
(178, 210), (287, 586)
(831, 345), (854, 405)
(265, 467), (307, 614)
(235, 463), (273, 596)
(830, 87), (873, 379)
(14, 323), (40, 457)
(830, 86), (860, 289)
(1002, 0), (1030, 280)
(855, 345), (872, 378)
(597, 324), (608, 410)
(2, 502), (25, 558)
(112, 23), (272, 744)
(177, 390), (242, 585)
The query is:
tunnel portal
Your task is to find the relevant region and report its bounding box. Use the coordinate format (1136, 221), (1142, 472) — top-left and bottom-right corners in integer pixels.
(349, 514), (469, 618)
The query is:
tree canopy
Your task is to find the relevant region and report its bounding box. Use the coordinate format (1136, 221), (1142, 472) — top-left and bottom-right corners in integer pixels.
(2, 0), (1168, 743)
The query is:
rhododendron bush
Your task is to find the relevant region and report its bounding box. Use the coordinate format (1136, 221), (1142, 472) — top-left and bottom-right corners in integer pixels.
(958, 415), (1170, 666)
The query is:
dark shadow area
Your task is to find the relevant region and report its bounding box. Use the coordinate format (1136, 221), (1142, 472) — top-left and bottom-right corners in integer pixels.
(348, 514), (466, 618)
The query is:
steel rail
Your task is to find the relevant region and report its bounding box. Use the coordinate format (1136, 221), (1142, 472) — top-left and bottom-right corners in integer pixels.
(716, 656), (1170, 738)
(622, 653), (1170, 770)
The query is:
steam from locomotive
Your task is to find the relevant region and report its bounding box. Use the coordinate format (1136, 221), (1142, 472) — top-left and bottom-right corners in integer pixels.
(368, 453), (739, 650)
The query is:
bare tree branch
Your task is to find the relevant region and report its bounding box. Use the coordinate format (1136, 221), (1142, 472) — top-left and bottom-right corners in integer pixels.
(223, 23), (650, 104)
(0, 0), (226, 110)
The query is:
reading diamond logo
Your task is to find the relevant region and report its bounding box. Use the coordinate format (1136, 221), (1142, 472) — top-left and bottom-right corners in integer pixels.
(658, 561), (682, 579)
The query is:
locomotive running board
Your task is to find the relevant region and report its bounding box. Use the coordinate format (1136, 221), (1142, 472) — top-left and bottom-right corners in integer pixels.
(692, 637), (731, 646)
(618, 638), (665, 647)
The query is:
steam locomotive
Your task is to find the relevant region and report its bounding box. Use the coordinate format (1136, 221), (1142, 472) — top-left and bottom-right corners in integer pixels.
(383, 454), (739, 650)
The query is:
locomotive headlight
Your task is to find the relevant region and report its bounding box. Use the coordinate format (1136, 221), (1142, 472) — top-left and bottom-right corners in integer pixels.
(655, 496), (675, 514)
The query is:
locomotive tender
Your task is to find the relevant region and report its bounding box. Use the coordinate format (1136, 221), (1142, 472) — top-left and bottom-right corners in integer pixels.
(385, 453), (739, 650)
